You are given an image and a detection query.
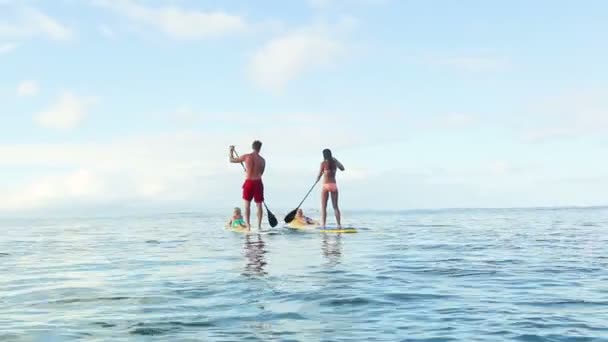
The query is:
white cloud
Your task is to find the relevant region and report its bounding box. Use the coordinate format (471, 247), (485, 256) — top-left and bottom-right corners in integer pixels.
(309, 0), (332, 8)
(248, 26), (345, 92)
(488, 160), (512, 176)
(0, 169), (104, 211)
(416, 113), (476, 130)
(441, 113), (475, 127)
(309, 0), (389, 9)
(438, 55), (511, 72)
(34, 92), (97, 130)
(417, 52), (511, 73)
(0, 7), (72, 41)
(170, 105), (199, 124)
(0, 131), (235, 212)
(523, 89), (608, 143)
(0, 114), (384, 213)
(523, 127), (577, 143)
(0, 103), (491, 213)
(25, 7), (73, 40)
(1, 120), (602, 213)
(0, 42), (17, 54)
(98, 24), (115, 38)
(17, 80), (40, 97)
(93, 0), (247, 40)
(0, 103), (417, 214)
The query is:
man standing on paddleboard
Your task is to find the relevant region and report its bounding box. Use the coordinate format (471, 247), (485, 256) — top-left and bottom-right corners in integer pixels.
(229, 140), (266, 230)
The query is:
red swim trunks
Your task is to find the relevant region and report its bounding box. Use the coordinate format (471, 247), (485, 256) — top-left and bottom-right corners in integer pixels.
(242, 179), (264, 203)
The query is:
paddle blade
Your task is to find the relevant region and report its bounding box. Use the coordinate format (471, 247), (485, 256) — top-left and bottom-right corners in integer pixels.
(268, 211), (278, 227)
(263, 202), (278, 227)
(284, 209), (297, 223)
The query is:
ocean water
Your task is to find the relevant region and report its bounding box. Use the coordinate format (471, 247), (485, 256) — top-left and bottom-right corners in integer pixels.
(1, 207), (608, 341)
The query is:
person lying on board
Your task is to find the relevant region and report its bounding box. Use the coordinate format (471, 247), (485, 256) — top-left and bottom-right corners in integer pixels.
(227, 207), (247, 228)
(295, 209), (317, 225)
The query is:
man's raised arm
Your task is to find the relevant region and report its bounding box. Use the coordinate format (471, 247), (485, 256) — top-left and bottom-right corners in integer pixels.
(229, 145), (245, 163)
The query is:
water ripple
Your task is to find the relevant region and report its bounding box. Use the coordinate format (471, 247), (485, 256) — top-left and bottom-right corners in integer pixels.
(1, 208), (608, 340)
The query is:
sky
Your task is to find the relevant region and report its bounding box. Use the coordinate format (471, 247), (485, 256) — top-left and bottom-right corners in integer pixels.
(1, 0), (608, 216)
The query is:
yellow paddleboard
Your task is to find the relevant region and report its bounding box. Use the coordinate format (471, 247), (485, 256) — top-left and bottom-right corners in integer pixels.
(285, 221), (358, 233)
(225, 223), (250, 233)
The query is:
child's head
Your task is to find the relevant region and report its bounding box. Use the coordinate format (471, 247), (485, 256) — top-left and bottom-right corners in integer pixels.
(233, 207), (242, 216)
(297, 209), (303, 216)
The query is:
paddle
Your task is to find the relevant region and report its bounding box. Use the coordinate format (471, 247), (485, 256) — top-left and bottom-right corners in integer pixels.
(264, 202), (278, 228)
(233, 149), (278, 228)
(284, 178), (320, 223)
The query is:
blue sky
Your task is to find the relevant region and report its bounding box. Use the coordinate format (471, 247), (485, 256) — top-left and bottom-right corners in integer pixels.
(1, 0), (607, 215)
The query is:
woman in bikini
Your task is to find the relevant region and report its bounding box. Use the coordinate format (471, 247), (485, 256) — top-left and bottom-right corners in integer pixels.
(316, 148), (345, 228)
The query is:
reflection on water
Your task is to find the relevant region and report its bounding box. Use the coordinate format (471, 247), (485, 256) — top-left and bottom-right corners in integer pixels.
(322, 233), (342, 265)
(243, 234), (267, 277)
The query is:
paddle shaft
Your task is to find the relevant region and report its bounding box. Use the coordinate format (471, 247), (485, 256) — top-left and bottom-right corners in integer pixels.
(232, 149), (246, 172)
(294, 178), (319, 211)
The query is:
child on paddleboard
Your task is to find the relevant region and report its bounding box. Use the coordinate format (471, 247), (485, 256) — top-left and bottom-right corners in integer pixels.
(227, 207), (247, 228)
(296, 209), (317, 225)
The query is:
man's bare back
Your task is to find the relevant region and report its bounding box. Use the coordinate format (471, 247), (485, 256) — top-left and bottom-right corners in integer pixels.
(243, 152), (265, 180)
